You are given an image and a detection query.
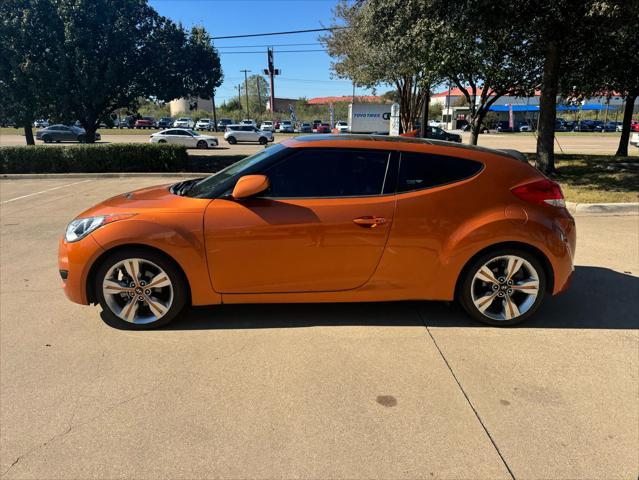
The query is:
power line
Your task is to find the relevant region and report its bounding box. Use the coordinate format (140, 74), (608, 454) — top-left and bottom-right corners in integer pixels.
(219, 49), (326, 54)
(217, 42), (320, 49)
(212, 27), (342, 40)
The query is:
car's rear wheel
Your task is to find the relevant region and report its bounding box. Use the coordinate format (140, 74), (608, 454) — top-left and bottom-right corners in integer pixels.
(158, 139), (167, 144)
(77, 134), (86, 143)
(458, 249), (546, 326)
(227, 136), (237, 144)
(196, 140), (208, 149)
(95, 249), (187, 330)
(42, 135), (52, 143)
(258, 137), (268, 145)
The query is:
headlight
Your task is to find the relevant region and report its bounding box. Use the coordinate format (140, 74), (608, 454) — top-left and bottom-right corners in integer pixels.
(65, 214), (135, 242)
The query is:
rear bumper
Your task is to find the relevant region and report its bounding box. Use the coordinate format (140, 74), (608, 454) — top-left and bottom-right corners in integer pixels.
(58, 235), (104, 305)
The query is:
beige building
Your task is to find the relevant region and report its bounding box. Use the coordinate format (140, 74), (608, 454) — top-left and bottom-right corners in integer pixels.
(265, 97), (298, 113)
(169, 97), (213, 116)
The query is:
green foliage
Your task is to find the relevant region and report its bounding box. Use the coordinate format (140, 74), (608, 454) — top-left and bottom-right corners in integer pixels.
(322, 0), (441, 131)
(0, 144), (188, 173)
(239, 74), (270, 119)
(137, 99), (171, 119)
(0, 0), (223, 143)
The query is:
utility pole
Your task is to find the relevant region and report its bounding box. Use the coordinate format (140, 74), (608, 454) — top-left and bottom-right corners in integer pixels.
(237, 84), (242, 116)
(241, 69), (251, 119)
(263, 48), (280, 120)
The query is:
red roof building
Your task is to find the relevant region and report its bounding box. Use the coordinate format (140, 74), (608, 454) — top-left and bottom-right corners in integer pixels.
(307, 95), (383, 105)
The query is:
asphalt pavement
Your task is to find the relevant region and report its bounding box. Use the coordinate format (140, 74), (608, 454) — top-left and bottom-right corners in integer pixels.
(1, 177), (637, 479)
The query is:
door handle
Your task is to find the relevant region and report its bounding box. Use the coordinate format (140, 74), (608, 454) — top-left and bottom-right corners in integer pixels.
(353, 216), (387, 228)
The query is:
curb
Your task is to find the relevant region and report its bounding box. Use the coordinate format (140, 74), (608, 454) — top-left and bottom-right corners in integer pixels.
(566, 201), (639, 216)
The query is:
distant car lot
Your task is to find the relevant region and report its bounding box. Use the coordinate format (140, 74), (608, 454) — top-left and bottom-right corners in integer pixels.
(0, 176), (636, 478)
(1, 128), (637, 156)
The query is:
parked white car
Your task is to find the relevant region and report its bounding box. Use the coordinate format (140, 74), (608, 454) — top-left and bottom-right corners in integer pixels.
(33, 119), (49, 128)
(195, 118), (214, 131)
(173, 117), (194, 128)
(277, 121), (294, 133)
(224, 124), (274, 145)
(149, 129), (218, 149)
(260, 120), (274, 132)
(240, 119), (257, 127)
(630, 133), (639, 148)
(335, 120), (349, 132)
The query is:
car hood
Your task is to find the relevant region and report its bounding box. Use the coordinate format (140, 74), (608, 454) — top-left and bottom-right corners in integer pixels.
(75, 184), (209, 219)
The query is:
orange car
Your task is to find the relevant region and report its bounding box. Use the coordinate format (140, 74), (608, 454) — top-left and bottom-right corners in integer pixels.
(59, 135), (576, 329)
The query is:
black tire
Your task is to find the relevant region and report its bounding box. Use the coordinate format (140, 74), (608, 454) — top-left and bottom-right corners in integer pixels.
(196, 140), (208, 149)
(77, 134), (86, 143)
(227, 136), (237, 145)
(258, 136), (268, 145)
(42, 135), (52, 143)
(158, 139), (167, 144)
(95, 248), (188, 330)
(457, 248), (546, 327)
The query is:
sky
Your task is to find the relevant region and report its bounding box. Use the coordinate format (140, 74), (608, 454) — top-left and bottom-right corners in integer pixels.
(149, 0), (376, 105)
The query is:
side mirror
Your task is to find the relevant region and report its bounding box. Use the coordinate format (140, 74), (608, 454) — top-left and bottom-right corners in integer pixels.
(232, 174), (270, 200)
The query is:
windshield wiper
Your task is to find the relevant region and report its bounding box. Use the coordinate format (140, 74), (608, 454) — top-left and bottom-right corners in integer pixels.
(171, 178), (202, 196)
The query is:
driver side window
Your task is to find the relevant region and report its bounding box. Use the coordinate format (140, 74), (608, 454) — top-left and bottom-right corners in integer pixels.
(264, 148), (390, 198)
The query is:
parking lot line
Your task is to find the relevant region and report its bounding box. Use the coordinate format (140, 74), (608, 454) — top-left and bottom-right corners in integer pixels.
(0, 179), (91, 204)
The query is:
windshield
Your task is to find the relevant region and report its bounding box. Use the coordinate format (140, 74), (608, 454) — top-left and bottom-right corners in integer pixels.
(187, 143), (288, 198)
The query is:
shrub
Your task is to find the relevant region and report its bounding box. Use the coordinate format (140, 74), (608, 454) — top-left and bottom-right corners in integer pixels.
(0, 144), (189, 173)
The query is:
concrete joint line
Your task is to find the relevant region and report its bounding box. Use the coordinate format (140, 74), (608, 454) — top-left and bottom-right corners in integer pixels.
(416, 307), (516, 480)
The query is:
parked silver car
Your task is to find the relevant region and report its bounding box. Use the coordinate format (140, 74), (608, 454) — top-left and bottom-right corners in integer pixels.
(35, 124), (101, 143)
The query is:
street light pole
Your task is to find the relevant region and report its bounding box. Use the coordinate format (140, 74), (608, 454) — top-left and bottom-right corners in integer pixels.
(241, 69), (251, 119)
(237, 84), (243, 116)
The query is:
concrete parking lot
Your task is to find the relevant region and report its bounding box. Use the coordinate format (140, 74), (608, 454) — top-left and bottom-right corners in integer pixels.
(1, 177), (638, 479)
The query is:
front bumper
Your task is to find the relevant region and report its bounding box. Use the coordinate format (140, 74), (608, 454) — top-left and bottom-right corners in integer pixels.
(58, 235), (105, 305)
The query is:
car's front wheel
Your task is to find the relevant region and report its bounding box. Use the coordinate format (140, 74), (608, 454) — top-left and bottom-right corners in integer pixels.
(258, 137), (268, 145)
(458, 249), (546, 326)
(196, 140), (208, 149)
(95, 249), (187, 330)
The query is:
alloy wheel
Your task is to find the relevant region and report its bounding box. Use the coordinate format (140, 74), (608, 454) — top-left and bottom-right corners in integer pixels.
(470, 255), (540, 321)
(102, 258), (173, 325)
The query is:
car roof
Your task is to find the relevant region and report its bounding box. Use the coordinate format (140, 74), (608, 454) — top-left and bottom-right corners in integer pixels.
(284, 134), (527, 162)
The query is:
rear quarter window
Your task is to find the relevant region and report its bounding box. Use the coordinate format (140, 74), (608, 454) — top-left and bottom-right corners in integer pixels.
(397, 152), (483, 192)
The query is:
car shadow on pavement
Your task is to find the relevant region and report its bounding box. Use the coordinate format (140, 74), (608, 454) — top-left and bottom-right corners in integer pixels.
(104, 266), (638, 331)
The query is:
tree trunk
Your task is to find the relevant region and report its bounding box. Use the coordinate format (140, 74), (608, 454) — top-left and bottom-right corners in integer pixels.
(469, 112), (486, 145)
(81, 116), (98, 143)
(536, 41), (560, 174)
(23, 123), (35, 145)
(615, 93), (636, 157)
(420, 89), (430, 138)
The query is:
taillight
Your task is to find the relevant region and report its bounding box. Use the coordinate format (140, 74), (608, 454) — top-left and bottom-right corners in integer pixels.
(512, 178), (566, 207)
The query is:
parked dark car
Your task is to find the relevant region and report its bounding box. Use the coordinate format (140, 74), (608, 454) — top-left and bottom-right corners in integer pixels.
(157, 117), (174, 129)
(593, 121), (618, 132)
(428, 126), (462, 142)
(497, 120), (514, 132)
(461, 124), (490, 133)
(316, 123), (331, 133)
(573, 120), (595, 132)
(312, 120), (323, 132)
(118, 116), (135, 129)
(35, 124), (101, 143)
(217, 118), (233, 130)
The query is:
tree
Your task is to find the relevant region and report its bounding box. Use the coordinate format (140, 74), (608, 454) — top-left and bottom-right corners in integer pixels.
(558, 0), (639, 157)
(322, 0), (441, 133)
(240, 74), (270, 120)
(429, 0), (541, 145)
(1, 0), (223, 144)
(0, 0), (62, 144)
(518, 0), (603, 172)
